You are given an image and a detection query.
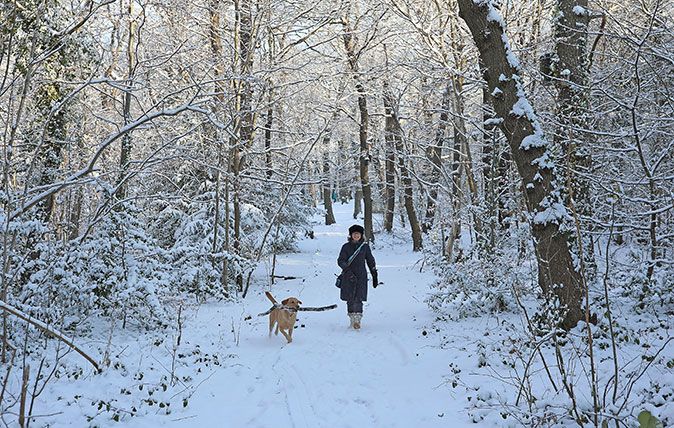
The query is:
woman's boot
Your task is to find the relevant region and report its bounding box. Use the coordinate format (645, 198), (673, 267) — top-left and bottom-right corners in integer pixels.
(353, 313), (362, 330)
(348, 313), (356, 328)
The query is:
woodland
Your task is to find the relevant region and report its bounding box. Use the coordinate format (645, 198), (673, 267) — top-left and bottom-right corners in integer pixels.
(1, 0), (673, 426)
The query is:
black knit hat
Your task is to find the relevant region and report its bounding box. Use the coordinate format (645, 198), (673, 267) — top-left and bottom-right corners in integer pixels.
(348, 224), (365, 235)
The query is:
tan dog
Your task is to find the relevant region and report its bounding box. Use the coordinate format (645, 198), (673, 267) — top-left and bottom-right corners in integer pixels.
(265, 291), (302, 343)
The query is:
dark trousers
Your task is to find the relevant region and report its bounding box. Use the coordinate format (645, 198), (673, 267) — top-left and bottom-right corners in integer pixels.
(347, 300), (363, 314)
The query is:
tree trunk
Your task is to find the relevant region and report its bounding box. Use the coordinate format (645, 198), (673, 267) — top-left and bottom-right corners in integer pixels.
(232, 157), (242, 291)
(116, 0), (137, 202)
(223, 170), (230, 293)
(554, 0), (595, 274)
(448, 17), (483, 248)
(423, 84), (450, 233)
(383, 114), (396, 232)
(482, 80), (497, 251)
(232, 0), (254, 292)
(22, 34), (70, 281)
(265, 86), (274, 179)
(33, 87), (67, 224)
(322, 148), (336, 225)
(384, 84), (422, 251)
(481, 81), (513, 251)
(208, 0), (229, 296)
(356, 84), (373, 241)
(451, 77), (483, 248)
(448, 124), (462, 262)
(237, 0), (254, 166)
(342, 17), (373, 242)
(336, 139), (349, 203)
(554, 0), (591, 202)
(67, 186), (83, 240)
(353, 145), (363, 219)
(458, 0), (585, 329)
(308, 160), (319, 208)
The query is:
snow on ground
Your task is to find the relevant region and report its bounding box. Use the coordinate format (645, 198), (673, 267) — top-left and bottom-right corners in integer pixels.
(32, 205), (478, 427)
(159, 204), (473, 428)
(31, 204), (673, 428)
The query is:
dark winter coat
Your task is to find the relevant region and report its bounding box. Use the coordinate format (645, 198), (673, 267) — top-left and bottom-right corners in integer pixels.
(337, 239), (376, 302)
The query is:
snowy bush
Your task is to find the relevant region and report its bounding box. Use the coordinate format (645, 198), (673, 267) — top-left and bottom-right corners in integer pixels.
(148, 183), (315, 298)
(426, 222), (534, 320)
(612, 249), (674, 315)
(456, 311), (674, 428)
(243, 182), (316, 253)
(427, 257), (513, 319)
(166, 195), (256, 298)
(14, 204), (173, 330)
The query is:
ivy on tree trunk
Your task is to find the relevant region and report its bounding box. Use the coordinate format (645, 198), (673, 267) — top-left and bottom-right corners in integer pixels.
(457, 0), (585, 329)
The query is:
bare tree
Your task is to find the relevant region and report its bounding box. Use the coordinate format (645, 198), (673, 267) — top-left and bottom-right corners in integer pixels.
(341, 7), (380, 242)
(457, 0), (585, 329)
(423, 84), (450, 234)
(322, 148), (336, 225)
(116, 0), (140, 202)
(383, 111), (396, 232)
(383, 82), (422, 250)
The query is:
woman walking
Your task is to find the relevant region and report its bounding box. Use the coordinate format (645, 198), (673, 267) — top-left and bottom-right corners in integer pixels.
(337, 224), (378, 329)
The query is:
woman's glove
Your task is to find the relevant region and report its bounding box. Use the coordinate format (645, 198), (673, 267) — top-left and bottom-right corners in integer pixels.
(371, 269), (379, 288)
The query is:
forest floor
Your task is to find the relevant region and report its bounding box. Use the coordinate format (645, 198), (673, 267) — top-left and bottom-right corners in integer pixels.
(151, 204), (477, 427)
(30, 204), (486, 427)
(24, 204), (674, 427)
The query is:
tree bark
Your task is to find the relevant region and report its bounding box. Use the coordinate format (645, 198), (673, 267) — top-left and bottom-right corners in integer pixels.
(208, 0), (229, 295)
(322, 148), (336, 225)
(353, 140), (363, 219)
(482, 78), (495, 243)
(554, 0), (591, 203)
(447, 17), (483, 247)
(237, 0), (254, 166)
(231, 0), (254, 291)
(423, 84), (450, 233)
(481, 80), (503, 252)
(458, 0), (585, 329)
(342, 16), (374, 242)
(554, 0), (595, 273)
(383, 112), (396, 232)
(116, 0), (137, 202)
(336, 139), (349, 203)
(384, 84), (422, 251)
(356, 80), (373, 241)
(67, 185), (83, 240)
(450, 75), (483, 248)
(481, 69), (512, 233)
(265, 86), (274, 179)
(308, 160), (319, 208)
(447, 119), (462, 262)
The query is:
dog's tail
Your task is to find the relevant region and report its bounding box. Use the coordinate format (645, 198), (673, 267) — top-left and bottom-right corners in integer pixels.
(265, 291), (278, 304)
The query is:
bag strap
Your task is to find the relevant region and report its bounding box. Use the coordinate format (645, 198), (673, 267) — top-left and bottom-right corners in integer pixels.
(344, 241), (366, 270)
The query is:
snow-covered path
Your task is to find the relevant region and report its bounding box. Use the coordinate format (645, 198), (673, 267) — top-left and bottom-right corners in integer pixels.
(159, 205), (472, 428)
(34, 201), (674, 428)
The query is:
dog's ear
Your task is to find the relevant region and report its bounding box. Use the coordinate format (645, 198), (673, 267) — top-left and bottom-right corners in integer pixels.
(281, 298), (289, 306)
